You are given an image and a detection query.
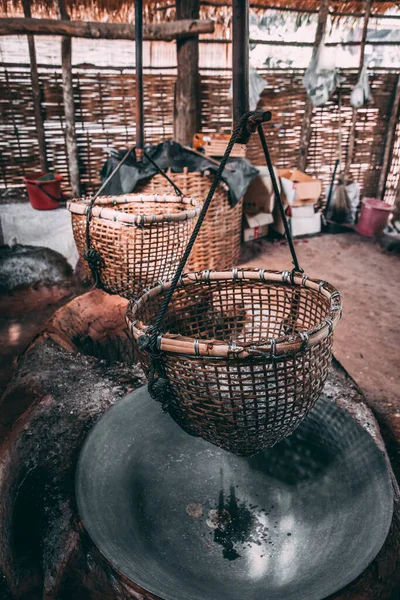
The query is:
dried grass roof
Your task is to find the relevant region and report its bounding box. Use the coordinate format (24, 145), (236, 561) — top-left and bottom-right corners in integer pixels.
(0, 0), (398, 21)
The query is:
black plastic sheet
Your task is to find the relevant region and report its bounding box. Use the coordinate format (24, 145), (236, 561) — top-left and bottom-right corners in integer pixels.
(100, 141), (259, 208)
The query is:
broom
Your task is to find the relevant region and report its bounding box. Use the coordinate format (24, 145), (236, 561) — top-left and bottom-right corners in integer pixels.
(327, 90), (351, 224)
(331, 178), (351, 223)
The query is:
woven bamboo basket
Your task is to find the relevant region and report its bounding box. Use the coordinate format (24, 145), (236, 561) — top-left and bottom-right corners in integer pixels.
(127, 269), (342, 456)
(68, 193), (202, 299)
(136, 170), (243, 272)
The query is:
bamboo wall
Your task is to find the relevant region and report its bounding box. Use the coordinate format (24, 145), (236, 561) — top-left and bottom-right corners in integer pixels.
(0, 62), (399, 202)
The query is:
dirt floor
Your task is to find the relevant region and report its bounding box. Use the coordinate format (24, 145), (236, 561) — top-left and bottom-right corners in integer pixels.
(240, 231), (400, 471)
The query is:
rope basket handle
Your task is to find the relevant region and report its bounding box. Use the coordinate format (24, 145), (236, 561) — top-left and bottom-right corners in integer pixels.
(82, 147), (185, 289)
(139, 110), (305, 406)
(148, 110), (303, 350)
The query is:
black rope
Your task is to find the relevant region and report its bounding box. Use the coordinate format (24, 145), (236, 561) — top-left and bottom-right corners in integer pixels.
(84, 146), (188, 288)
(257, 125), (302, 273)
(144, 151), (184, 198)
(85, 145), (136, 249)
(149, 111), (253, 352)
(150, 112), (302, 349)
(84, 145), (137, 288)
(139, 110), (303, 405)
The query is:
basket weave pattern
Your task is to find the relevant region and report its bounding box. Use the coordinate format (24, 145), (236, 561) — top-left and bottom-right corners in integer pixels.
(136, 171), (243, 272)
(68, 194), (201, 299)
(128, 269), (342, 456)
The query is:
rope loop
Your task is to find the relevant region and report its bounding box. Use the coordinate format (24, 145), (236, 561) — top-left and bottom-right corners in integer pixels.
(83, 247), (104, 289)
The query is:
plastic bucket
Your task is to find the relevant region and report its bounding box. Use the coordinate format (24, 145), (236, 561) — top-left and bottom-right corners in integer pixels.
(24, 172), (63, 210)
(356, 197), (392, 238)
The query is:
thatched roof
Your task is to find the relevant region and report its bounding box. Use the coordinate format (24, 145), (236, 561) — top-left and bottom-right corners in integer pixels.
(0, 0), (398, 22)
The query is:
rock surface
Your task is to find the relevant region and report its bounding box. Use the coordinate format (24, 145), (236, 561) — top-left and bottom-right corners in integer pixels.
(0, 245), (73, 293)
(0, 290), (398, 599)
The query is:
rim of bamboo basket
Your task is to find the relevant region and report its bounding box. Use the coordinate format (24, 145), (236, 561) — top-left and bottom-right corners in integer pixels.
(126, 268), (342, 359)
(67, 193), (202, 225)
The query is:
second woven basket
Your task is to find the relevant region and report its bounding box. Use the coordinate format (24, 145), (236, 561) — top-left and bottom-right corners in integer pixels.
(68, 193), (201, 298)
(136, 169), (243, 272)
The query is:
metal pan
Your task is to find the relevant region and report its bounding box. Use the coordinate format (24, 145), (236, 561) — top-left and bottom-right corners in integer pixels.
(76, 386), (393, 600)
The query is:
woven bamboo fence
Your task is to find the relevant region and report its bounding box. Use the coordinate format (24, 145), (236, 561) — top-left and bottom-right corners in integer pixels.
(0, 63), (399, 202)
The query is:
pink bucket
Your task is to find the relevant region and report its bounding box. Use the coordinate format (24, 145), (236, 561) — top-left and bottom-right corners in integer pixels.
(356, 197), (392, 238)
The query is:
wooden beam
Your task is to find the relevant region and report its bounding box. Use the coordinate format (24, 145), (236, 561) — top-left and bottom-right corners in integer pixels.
(297, 0), (329, 172)
(344, 0), (372, 182)
(59, 0), (80, 196)
(203, 39), (400, 46)
(377, 75), (400, 200)
(232, 0), (249, 126)
(0, 17), (214, 40)
(22, 0), (48, 172)
(249, 4), (400, 18)
(248, 39), (400, 47)
(174, 0), (201, 145)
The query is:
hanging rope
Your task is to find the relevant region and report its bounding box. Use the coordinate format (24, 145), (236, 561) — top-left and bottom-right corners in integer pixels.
(83, 147), (186, 287)
(144, 151), (184, 197)
(257, 125), (302, 273)
(84, 145), (136, 288)
(145, 109), (303, 406)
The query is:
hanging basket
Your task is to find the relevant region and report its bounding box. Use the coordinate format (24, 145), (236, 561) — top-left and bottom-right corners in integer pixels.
(127, 269), (342, 456)
(136, 170), (243, 272)
(68, 193), (202, 299)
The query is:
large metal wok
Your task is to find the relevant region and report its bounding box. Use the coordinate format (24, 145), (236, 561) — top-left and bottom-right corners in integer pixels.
(76, 386), (393, 600)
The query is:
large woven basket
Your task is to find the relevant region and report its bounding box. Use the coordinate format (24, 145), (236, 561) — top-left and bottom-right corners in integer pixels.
(136, 170), (243, 272)
(127, 269), (342, 456)
(68, 193), (202, 299)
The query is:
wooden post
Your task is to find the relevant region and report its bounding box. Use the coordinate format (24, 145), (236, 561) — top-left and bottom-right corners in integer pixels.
(135, 0), (144, 159)
(297, 0), (329, 172)
(343, 0), (372, 182)
(22, 0), (48, 172)
(232, 0), (249, 127)
(174, 0), (201, 145)
(377, 75), (400, 199)
(58, 0), (80, 196)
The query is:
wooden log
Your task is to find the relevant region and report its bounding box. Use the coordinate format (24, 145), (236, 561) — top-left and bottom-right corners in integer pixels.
(377, 75), (400, 200)
(343, 0), (372, 183)
(0, 17), (214, 41)
(22, 0), (48, 173)
(232, 0), (249, 126)
(59, 0), (80, 196)
(297, 0), (329, 172)
(174, 0), (201, 145)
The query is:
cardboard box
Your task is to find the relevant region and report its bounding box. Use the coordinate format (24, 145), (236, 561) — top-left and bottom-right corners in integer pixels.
(243, 166), (280, 215)
(278, 169), (322, 204)
(243, 212), (273, 242)
(291, 203), (316, 219)
(291, 212), (322, 237)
